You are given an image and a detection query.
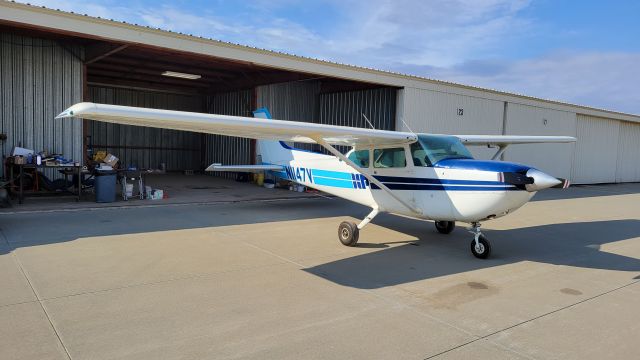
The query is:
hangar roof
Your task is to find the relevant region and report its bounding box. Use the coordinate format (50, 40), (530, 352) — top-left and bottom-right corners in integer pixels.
(1, 1), (639, 123)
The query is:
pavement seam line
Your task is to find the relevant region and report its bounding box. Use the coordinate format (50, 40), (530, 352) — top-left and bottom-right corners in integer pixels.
(240, 241), (307, 268)
(0, 229), (73, 360)
(37, 261), (286, 303)
(424, 279), (640, 360)
(0, 298), (40, 310)
(0, 196), (322, 215)
(218, 228), (537, 360)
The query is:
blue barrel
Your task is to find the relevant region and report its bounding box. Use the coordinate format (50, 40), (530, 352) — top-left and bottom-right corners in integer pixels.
(95, 170), (116, 203)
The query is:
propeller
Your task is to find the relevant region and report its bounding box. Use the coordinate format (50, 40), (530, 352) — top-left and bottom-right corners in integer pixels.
(499, 169), (570, 192)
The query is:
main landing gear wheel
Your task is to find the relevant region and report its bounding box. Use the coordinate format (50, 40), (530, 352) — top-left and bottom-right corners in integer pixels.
(435, 221), (455, 234)
(338, 221), (359, 246)
(470, 234), (491, 259)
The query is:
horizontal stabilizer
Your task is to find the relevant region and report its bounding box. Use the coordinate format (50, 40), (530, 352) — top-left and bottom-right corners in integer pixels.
(205, 164), (283, 172)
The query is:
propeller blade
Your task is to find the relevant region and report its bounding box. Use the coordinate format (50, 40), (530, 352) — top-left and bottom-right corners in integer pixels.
(551, 178), (571, 189)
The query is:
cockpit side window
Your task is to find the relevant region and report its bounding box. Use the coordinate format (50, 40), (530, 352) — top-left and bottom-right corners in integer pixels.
(347, 149), (370, 168)
(373, 147), (406, 168)
(410, 141), (432, 167)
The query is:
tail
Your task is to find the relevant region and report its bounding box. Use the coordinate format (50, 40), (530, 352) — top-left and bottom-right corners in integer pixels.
(253, 108), (294, 165)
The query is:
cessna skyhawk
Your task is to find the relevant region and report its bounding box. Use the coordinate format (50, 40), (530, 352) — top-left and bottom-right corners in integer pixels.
(57, 103), (575, 259)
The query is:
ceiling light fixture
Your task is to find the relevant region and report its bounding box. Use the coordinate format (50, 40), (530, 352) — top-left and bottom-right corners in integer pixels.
(161, 71), (201, 80)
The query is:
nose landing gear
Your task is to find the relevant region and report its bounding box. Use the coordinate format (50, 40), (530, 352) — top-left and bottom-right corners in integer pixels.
(469, 222), (491, 259)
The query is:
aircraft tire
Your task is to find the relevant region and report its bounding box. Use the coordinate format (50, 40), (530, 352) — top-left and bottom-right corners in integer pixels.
(435, 221), (455, 234)
(470, 235), (491, 259)
(338, 221), (359, 246)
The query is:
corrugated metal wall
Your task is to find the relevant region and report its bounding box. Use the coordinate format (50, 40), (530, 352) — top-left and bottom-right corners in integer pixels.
(616, 121), (640, 183)
(318, 87), (396, 153)
(397, 88), (640, 183)
(256, 81), (396, 154)
(256, 81), (320, 153)
(256, 81), (320, 122)
(0, 32), (83, 178)
(572, 114), (620, 184)
(203, 89), (253, 178)
(397, 87), (503, 159)
(87, 86), (203, 171)
(505, 103), (577, 180)
(319, 88), (396, 129)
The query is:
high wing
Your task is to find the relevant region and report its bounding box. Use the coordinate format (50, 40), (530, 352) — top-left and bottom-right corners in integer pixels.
(455, 135), (576, 146)
(56, 103), (416, 147)
(454, 134), (576, 161)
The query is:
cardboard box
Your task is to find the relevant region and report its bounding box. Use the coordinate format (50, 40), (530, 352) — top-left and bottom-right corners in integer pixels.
(103, 153), (119, 167)
(93, 151), (107, 162)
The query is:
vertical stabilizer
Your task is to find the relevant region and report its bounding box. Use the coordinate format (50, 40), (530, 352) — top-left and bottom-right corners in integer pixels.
(253, 108), (294, 164)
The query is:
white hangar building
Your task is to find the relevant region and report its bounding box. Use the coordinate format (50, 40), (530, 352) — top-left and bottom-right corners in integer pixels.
(1, 1), (639, 184)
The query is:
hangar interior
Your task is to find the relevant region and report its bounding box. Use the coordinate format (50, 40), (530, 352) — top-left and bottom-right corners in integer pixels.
(1, 2), (639, 195)
(0, 25), (397, 185)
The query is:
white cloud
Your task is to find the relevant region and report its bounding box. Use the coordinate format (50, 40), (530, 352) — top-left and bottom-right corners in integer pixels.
(413, 52), (640, 115)
(14, 0), (640, 113)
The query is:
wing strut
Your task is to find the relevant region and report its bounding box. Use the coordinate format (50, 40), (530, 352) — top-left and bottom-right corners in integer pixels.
(313, 137), (423, 216)
(490, 145), (509, 160)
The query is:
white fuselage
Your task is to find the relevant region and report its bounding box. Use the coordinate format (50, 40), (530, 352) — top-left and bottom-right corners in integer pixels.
(260, 140), (535, 223)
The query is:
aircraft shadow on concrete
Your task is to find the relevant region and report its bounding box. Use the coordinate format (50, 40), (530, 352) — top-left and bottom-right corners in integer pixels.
(0, 198), (355, 254)
(1, 196), (639, 289)
(303, 216), (640, 289)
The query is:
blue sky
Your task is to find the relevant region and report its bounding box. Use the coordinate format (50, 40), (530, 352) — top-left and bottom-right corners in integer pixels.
(21, 0), (640, 114)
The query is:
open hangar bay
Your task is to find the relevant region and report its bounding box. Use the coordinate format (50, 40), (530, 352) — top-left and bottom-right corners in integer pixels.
(0, 2), (639, 360)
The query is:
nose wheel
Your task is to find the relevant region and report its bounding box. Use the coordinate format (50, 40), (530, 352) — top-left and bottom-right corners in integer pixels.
(469, 222), (491, 259)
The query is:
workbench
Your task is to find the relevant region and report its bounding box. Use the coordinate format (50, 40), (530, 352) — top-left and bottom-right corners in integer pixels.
(13, 163), (83, 204)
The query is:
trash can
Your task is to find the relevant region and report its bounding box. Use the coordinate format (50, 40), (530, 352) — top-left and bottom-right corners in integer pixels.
(94, 170), (116, 203)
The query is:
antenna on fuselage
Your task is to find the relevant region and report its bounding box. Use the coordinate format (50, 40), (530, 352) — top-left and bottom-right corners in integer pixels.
(399, 116), (417, 137)
(361, 113), (376, 130)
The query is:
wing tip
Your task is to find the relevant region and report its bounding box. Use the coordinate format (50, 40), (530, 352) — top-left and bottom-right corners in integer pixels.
(55, 102), (97, 119)
(204, 163), (222, 172)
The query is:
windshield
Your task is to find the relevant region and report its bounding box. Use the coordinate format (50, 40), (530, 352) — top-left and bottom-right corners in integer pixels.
(416, 134), (474, 165)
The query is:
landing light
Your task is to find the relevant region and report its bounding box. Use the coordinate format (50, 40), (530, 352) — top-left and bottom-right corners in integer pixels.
(161, 71), (201, 80)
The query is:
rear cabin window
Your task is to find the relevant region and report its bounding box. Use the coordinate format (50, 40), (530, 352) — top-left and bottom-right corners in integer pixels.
(348, 149), (370, 168)
(373, 147), (406, 168)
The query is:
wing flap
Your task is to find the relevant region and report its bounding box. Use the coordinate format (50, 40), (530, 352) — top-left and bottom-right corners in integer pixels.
(456, 135), (576, 146)
(57, 103), (417, 147)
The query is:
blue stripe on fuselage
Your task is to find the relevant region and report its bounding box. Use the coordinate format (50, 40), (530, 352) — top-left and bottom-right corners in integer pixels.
(312, 169), (353, 180)
(264, 164), (523, 191)
(313, 177), (354, 188)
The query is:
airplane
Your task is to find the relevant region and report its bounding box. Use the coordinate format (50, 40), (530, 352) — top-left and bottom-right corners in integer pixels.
(57, 103), (576, 259)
